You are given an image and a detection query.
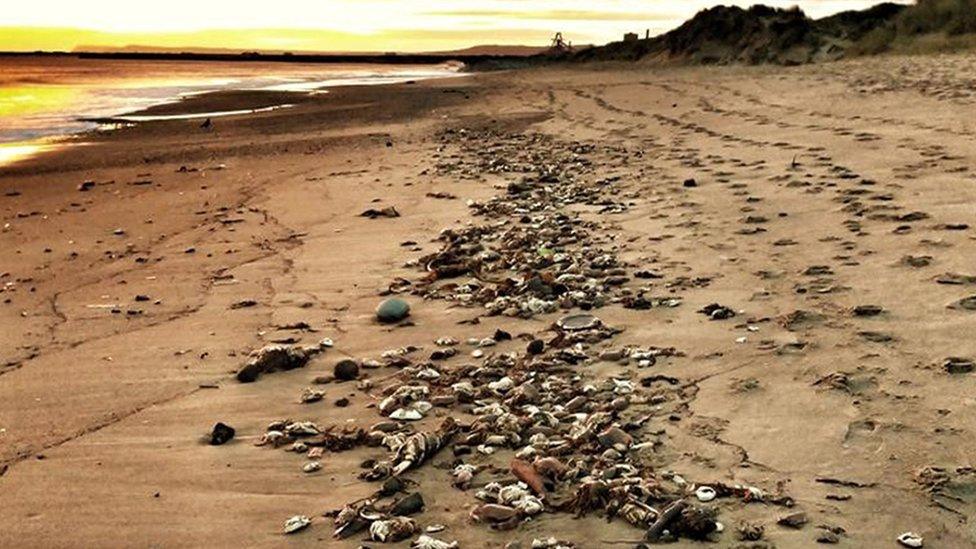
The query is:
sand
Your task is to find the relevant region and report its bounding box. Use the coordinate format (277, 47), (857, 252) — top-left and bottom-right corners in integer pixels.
(2, 53), (976, 548)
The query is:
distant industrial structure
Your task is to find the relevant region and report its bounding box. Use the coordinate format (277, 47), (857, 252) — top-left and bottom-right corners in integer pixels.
(549, 32), (572, 53)
(624, 30), (652, 43)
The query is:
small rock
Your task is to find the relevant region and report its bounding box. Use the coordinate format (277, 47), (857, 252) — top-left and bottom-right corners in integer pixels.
(944, 357), (975, 374)
(777, 512), (808, 529)
(377, 298), (411, 323)
(853, 304), (883, 317)
(209, 422), (235, 445)
(817, 530), (840, 544)
(526, 339), (545, 355)
(334, 359), (360, 381)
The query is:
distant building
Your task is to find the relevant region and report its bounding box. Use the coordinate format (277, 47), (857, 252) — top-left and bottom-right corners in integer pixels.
(624, 33), (639, 43)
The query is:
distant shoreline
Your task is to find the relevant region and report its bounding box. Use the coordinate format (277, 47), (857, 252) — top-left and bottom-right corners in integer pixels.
(0, 50), (529, 66)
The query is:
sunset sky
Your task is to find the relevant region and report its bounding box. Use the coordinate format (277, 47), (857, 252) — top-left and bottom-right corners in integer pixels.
(1, 1), (903, 53)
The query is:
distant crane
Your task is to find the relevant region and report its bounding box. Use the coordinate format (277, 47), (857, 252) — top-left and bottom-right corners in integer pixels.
(549, 32), (572, 53)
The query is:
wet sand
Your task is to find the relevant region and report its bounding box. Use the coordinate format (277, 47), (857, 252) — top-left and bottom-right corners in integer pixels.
(2, 54), (976, 547)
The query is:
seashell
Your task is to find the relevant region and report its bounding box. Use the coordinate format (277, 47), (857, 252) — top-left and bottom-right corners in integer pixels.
(285, 421), (320, 436)
(303, 461), (322, 473)
(369, 516), (417, 542)
(897, 532), (923, 548)
(695, 486), (717, 502)
(453, 463), (477, 489)
(283, 515), (311, 534)
(470, 503), (518, 523)
(498, 483), (531, 505)
(515, 495), (545, 516)
(556, 313), (601, 331)
(390, 408), (424, 421)
(300, 387), (324, 403)
(257, 430), (288, 447)
(411, 535), (459, 549)
(488, 377), (514, 393)
(511, 458), (547, 497)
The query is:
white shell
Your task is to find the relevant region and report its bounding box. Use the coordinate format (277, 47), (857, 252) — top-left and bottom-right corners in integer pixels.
(283, 515), (311, 534)
(897, 532), (924, 548)
(695, 486), (717, 502)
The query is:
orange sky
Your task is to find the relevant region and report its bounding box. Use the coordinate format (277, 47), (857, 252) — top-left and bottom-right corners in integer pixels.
(0, 1), (901, 53)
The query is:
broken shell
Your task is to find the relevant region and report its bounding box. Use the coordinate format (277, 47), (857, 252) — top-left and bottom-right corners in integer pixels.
(300, 387), (324, 403)
(411, 535), (459, 549)
(283, 515), (311, 534)
(695, 486), (717, 502)
(470, 503), (518, 523)
(556, 313), (601, 331)
(369, 516), (417, 542)
(897, 532), (923, 548)
(390, 408), (425, 421)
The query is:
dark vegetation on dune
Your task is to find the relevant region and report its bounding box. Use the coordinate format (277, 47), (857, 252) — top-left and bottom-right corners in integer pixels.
(492, 0), (976, 69)
(853, 0), (976, 54)
(564, 3), (907, 66)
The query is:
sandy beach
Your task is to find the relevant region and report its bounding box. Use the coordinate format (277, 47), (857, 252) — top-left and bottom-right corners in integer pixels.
(2, 53), (976, 548)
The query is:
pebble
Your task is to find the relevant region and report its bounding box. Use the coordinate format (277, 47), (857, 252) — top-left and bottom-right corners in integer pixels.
(209, 422), (235, 445)
(376, 298), (411, 323)
(333, 359), (360, 381)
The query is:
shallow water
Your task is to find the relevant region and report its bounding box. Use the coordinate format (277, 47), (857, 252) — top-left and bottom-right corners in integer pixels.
(0, 56), (462, 162)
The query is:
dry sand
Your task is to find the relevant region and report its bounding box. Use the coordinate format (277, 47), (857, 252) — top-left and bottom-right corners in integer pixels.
(2, 53), (976, 547)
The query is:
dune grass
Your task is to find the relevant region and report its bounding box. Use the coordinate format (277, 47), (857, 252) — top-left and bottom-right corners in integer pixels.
(852, 0), (976, 54)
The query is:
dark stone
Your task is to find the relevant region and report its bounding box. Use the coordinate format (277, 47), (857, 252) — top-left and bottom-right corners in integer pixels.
(334, 359), (360, 381)
(493, 329), (512, 341)
(683, 178), (698, 187)
(210, 422), (235, 445)
(527, 339), (545, 355)
(944, 357), (975, 374)
(853, 304), (883, 317)
(389, 492), (425, 516)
